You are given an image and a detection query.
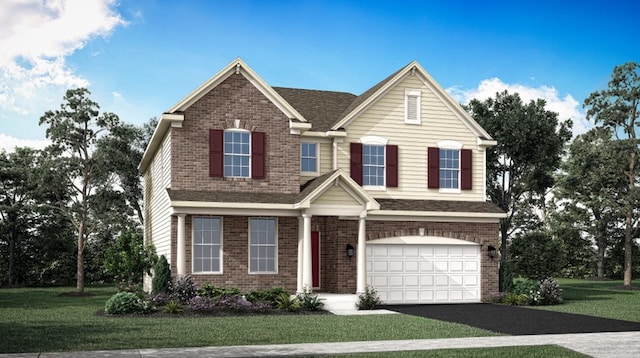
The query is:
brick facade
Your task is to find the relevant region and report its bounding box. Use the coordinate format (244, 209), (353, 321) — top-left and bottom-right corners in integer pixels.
(170, 73), (300, 194)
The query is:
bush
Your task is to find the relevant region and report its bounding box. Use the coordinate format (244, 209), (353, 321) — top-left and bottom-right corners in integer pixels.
(275, 292), (300, 312)
(297, 287), (325, 311)
(356, 286), (382, 310)
(188, 296), (216, 312)
(172, 274), (196, 304)
(152, 255), (172, 295)
(105, 292), (145, 315)
(104, 230), (156, 292)
(503, 292), (528, 306)
(150, 293), (170, 306)
(499, 261), (514, 293)
(163, 300), (183, 314)
(510, 231), (567, 280)
(198, 283), (241, 300)
(537, 277), (563, 305)
(246, 287), (287, 306)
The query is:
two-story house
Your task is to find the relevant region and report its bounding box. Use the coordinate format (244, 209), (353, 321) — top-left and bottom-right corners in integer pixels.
(140, 58), (505, 304)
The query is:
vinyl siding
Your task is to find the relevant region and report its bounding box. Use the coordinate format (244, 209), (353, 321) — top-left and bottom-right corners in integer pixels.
(313, 185), (361, 206)
(301, 141), (333, 184)
(338, 74), (485, 201)
(147, 131), (173, 260)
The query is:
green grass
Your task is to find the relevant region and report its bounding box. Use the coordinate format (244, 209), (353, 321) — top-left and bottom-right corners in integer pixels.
(0, 286), (497, 353)
(340, 345), (588, 357)
(528, 278), (640, 322)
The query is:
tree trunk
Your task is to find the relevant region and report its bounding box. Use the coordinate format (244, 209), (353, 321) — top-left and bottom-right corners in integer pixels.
(76, 221), (85, 293)
(596, 242), (605, 279)
(623, 210), (633, 286)
(498, 219), (509, 291)
(8, 229), (16, 286)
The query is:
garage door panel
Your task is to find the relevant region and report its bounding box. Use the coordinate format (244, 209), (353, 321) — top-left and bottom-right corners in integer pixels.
(367, 243), (481, 304)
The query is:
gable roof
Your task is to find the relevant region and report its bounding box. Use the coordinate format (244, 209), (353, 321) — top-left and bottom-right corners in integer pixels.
(273, 87), (356, 132)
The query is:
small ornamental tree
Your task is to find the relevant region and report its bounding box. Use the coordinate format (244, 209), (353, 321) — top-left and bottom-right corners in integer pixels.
(152, 255), (172, 295)
(104, 230), (156, 290)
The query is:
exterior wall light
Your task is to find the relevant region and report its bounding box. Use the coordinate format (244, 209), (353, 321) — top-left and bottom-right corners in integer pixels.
(487, 245), (497, 258)
(346, 244), (355, 258)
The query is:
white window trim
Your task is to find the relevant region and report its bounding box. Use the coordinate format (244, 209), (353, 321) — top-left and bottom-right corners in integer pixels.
(248, 217), (278, 274)
(300, 141), (320, 176)
(360, 136), (388, 191)
(191, 216), (223, 274)
(437, 140), (463, 193)
(224, 128), (251, 178)
(405, 89), (421, 125)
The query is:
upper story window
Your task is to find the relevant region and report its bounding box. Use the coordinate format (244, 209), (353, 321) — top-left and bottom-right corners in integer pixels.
(405, 89), (421, 125)
(193, 216), (222, 273)
(301, 142), (318, 175)
(428, 141), (472, 192)
(209, 129), (265, 179)
(224, 130), (250, 177)
(350, 136), (398, 189)
(249, 217), (277, 274)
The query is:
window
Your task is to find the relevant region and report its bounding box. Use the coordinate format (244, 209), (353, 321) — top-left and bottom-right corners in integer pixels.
(193, 217), (222, 273)
(439, 149), (459, 189)
(405, 89), (421, 124)
(249, 218), (277, 273)
(301, 142), (318, 174)
(224, 130), (250, 177)
(363, 144), (385, 186)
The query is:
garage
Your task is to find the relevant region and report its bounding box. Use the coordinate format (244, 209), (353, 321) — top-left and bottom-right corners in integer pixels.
(366, 237), (481, 304)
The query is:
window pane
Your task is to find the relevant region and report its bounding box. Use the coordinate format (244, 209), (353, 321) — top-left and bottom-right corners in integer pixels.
(363, 144), (385, 186)
(192, 217), (221, 273)
(249, 218), (276, 273)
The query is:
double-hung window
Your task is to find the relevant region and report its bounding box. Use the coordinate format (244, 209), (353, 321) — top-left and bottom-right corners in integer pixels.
(428, 141), (472, 191)
(439, 149), (460, 189)
(363, 144), (385, 187)
(249, 218), (277, 273)
(301, 142), (318, 175)
(224, 130), (250, 177)
(193, 216), (222, 273)
(350, 136), (398, 188)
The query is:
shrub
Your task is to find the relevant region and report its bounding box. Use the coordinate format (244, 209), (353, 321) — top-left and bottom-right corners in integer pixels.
(499, 261), (514, 293)
(297, 287), (325, 311)
(510, 231), (567, 280)
(152, 255), (172, 295)
(537, 277), (563, 305)
(163, 300), (183, 314)
(150, 293), (171, 306)
(489, 292), (507, 303)
(198, 283), (241, 300)
(172, 274), (196, 304)
(512, 277), (540, 301)
(104, 230), (156, 291)
(105, 292), (145, 315)
(246, 287), (287, 306)
(356, 286), (382, 310)
(275, 293), (300, 312)
(188, 296), (217, 312)
(219, 295), (255, 312)
(503, 292), (528, 306)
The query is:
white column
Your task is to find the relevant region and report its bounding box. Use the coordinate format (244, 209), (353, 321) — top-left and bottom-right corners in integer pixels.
(356, 212), (367, 294)
(297, 216), (304, 294)
(176, 214), (186, 275)
(302, 213), (313, 290)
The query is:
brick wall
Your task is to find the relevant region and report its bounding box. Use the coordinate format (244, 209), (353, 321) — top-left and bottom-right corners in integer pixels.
(170, 73), (300, 194)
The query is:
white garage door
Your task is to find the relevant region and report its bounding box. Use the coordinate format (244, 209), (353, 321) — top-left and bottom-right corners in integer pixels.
(366, 237), (481, 304)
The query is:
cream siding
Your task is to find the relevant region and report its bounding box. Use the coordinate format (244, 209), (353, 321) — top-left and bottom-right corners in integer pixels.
(147, 131), (173, 260)
(312, 185), (362, 206)
(301, 141), (333, 184)
(338, 74), (485, 201)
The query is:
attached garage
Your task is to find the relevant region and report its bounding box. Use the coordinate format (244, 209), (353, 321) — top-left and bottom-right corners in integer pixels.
(366, 236), (481, 304)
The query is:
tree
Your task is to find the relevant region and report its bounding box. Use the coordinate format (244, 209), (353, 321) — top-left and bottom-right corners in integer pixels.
(584, 62), (640, 287)
(39, 88), (121, 293)
(554, 128), (627, 278)
(466, 91), (573, 268)
(509, 231), (567, 280)
(104, 230), (156, 291)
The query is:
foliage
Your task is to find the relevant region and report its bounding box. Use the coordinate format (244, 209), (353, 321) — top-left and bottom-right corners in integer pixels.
(509, 231), (566, 280)
(198, 283), (242, 300)
(246, 286), (287, 305)
(275, 292), (300, 312)
(499, 261), (514, 293)
(104, 292), (146, 315)
(537, 277), (563, 305)
(188, 296), (216, 312)
(502, 293), (529, 306)
(104, 230), (156, 291)
(356, 285), (382, 310)
(171, 274), (196, 304)
(297, 286), (325, 311)
(583, 61), (640, 287)
(150, 293), (171, 306)
(162, 300), (183, 314)
(152, 255), (172, 295)
(466, 91), (572, 265)
(605, 239), (640, 279)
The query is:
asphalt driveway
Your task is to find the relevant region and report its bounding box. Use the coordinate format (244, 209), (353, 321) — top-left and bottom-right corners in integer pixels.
(383, 303), (640, 335)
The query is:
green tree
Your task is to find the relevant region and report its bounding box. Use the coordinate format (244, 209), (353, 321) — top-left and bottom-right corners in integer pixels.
(509, 231), (567, 280)
(584, 62), (640, 287)
(466, 91), (573, 266)
(104, 230), (156, 290)
(39, 88), (121, 293)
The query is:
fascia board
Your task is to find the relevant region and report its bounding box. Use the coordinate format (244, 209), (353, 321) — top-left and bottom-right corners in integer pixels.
(171, 200), (295, 210)
(370, 210), (507, 220)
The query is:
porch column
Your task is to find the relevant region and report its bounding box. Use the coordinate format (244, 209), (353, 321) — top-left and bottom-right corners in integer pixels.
(356, 212), (367, 294)
(297, 216), (304, 294)
(302, 212), (313, 290)
(176, 214), (186, 275)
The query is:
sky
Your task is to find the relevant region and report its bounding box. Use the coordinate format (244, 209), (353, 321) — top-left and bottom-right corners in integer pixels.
(1, 0), (639, 152)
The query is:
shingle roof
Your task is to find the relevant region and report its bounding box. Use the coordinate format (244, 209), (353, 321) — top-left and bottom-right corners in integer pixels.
(273, 87), (356, 131)
(376, 199), (504, 214)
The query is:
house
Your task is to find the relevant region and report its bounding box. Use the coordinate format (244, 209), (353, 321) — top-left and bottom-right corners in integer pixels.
(139, 58), (506, 304)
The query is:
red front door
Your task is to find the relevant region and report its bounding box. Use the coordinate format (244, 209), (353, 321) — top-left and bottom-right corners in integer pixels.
(312, 231), (320, 289)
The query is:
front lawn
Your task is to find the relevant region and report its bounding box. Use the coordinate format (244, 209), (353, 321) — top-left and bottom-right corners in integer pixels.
(0, 286), (497, 353)
(529, 278), (640, 322)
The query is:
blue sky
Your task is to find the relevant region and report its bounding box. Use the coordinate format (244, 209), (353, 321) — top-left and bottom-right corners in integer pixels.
(1, 0), (639, 151)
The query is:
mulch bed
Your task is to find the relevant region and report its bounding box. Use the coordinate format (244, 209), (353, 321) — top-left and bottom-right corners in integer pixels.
(96, 308), (330, 318)
(383, 303), (640, 335)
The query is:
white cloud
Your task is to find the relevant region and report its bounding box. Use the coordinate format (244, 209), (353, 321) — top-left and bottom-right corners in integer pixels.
(0, 0), (126, 116)
(0, 133), (50, 153)
(448, 78), (591, 136)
